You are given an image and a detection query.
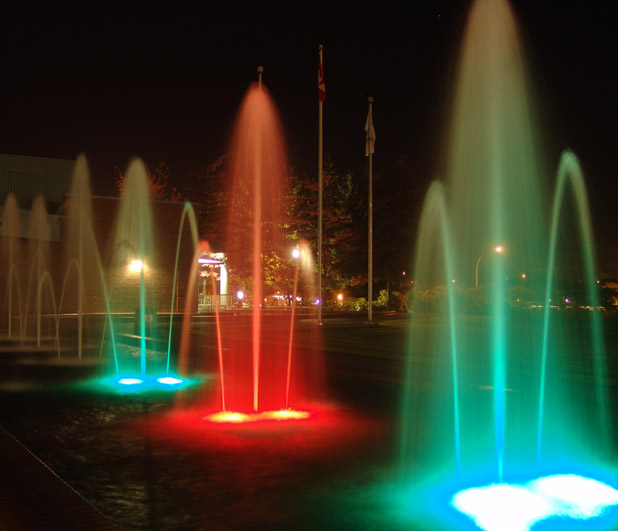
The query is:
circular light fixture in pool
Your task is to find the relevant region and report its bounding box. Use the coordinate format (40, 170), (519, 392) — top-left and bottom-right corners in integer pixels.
(157, 377), (183, 385)
(205, 411), (252, 423)
(118, 378), (143, 385)
(262, 409), (310, 420)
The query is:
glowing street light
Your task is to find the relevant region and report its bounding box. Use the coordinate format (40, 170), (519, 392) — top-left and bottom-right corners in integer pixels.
(476, 245), (505, 288)
(129, 259), (143, 273)
(291, 248), (301, 259)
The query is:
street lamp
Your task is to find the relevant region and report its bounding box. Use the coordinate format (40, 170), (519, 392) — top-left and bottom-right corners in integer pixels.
(129, 259), (143, 273)
(475, 245), (504, 288)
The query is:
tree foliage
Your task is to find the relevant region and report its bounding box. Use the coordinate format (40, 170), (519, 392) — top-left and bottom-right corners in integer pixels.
(286, 157), (365, 293)
(188, 155), (229, 251)
(114, 160), (182, 201)
(186, 151), (427, 306)
(371, 155), (427, 289)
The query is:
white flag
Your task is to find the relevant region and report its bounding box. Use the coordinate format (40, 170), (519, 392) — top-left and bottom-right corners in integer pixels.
(365, 105), (375, 156)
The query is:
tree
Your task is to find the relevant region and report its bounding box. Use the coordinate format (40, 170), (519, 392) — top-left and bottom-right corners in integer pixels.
(187, 155), (229, 251)
(286, 157), (365, 295)
(371, 155), (427, 292)
(114, 160), (182, 201)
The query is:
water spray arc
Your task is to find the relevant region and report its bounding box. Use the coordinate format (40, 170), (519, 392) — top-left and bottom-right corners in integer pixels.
(399, 0), (617, 528)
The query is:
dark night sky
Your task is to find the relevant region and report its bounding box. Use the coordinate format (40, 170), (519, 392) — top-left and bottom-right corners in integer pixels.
(1, 1), (616, 268)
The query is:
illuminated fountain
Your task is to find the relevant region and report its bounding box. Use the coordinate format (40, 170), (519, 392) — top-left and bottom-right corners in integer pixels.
(1, 154), (199, 390)
(107, 156), (179, 387)
(180, 76), (323, 423)
(1, 193), (22, 341)
(59, 154), (120, 362)
(23, 196), (58, 350)
(103, 156), (198, 389)
(399, 0), (617, 529)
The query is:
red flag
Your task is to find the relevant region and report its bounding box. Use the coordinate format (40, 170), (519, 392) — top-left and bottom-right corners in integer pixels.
(318, 47), (326, 102)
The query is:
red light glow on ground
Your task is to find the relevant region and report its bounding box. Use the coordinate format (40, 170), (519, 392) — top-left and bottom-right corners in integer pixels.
(205, 409), (311, 424)
(135, 403), (384, 459)
(206, 411), (253, 423)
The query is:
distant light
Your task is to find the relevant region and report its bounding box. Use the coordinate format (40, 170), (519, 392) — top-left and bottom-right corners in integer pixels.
(315, 298), (321, 306)
(452, 279), (456, 283)
(565, 298), (571, 304)
(402, 271), (406, 276)
(522, 273), (527, 279)
(118, 378), (142, 385)
(236, 290), (244, 300)
(157, 377), (182, 385)
(292, 248), (301, 259)
(129, 260), (143, 273)
(495, 246), (504, 253)
(198, 257), (224, 265)
(337, 293), (344, 301)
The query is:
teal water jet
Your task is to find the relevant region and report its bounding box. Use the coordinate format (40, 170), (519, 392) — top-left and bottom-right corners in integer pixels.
(111, 158), (156, 377)
(400, 181), (460, 477)
(165, 201), (199, 375)
(537, 150), (608, 465)
(400, 0), (615, 527)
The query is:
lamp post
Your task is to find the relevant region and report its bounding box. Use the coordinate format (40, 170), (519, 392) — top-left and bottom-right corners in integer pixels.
(475, 245), (504, 288)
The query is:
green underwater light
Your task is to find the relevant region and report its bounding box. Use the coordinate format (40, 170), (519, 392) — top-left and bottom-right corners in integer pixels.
(452, 475), (618, 531)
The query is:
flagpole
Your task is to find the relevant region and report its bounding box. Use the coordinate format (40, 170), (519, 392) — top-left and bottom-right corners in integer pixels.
(367, 97), (374, 323)
(317, 44), (324, 325)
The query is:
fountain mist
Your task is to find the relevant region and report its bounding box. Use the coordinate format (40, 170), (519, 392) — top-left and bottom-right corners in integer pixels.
(400, 0), (614, 528)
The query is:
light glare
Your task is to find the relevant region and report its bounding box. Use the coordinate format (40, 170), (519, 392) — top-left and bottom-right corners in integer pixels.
(157, 377), (182, 385)
(262, 409), (310, 420)
(118, 378), (142, 385)
(205, 409), (311, 423)
(129, 259), (143, 273)
(452, 475), (618, 531)
(530, 474), (618, 519)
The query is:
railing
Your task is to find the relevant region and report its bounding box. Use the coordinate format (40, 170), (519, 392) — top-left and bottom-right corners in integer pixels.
(197, 294), (229, 312)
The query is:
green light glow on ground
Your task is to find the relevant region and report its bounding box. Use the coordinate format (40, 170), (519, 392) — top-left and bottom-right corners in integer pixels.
(73, 375), (203, 394)
(452, 475), (618, 531)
